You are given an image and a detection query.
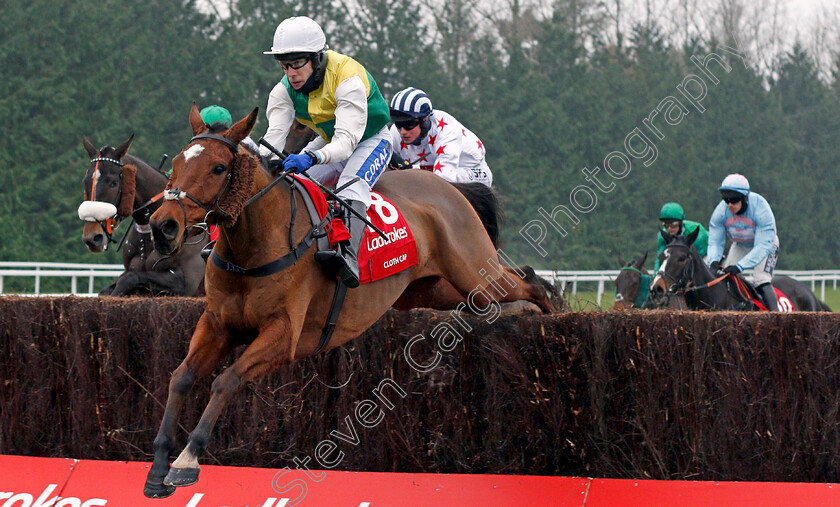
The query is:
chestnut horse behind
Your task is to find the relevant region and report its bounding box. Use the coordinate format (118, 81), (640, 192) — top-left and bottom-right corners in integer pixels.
(143, 105), (555, 497)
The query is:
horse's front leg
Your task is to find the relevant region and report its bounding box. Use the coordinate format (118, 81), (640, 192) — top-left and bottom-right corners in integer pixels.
(143, 312), (232, 498)
(164, 311), (297, 489)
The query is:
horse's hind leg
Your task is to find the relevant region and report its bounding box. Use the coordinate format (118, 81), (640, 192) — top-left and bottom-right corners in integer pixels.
(164, 313), (296, 488)
(514, 265), (561, 312)
(483, 265), (557, 313)
(393, 276), (468, 310)
(144, 312), (232, 498)
(439, 250), (557, 314)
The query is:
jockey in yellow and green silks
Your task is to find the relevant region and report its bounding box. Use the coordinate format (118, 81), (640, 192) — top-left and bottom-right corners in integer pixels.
(260, 16), (392, 289)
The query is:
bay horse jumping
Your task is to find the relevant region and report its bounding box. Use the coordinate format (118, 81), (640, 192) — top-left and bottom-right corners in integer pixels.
(143, 105), (556, 498)
(651, 229), (831, 311)
(80, 135), (208, 296)
(277, 120), (556, 310)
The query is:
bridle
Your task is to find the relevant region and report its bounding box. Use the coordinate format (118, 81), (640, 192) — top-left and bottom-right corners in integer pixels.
(167, 132), (330, 277)
(659, 243), (696, 295)
(163, 134), (238, 240)
(84, 152), (169, 248)
(659, 243), (736, 308)
(616, 266), (651, 308)
(84, 155), (125, 246)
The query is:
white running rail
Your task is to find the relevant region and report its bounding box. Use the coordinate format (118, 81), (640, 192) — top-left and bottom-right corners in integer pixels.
(0, 262), (838, 303)
(0, 262), (124, 296)
(534, 269), (840, 306)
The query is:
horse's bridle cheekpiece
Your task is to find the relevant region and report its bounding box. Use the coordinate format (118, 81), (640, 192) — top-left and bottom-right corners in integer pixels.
(163, 134), (239, 226)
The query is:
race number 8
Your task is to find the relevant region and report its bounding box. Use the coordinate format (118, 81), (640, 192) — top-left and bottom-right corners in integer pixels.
(369, 193), (398, 226)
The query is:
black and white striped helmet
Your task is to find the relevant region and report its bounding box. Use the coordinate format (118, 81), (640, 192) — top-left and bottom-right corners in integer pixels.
(389, 87), (433, 120)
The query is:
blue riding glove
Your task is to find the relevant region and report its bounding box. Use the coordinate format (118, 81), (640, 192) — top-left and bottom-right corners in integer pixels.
(282, 152), (317, 174)
(722, 265), (741, 276)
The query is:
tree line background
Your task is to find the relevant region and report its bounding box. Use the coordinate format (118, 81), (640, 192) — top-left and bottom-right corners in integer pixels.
(2, 0), (840, 270)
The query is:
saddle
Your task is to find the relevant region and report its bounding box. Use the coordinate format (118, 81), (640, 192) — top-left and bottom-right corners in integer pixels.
(726, 274), (792, 312)
(293, 177), (418, 284)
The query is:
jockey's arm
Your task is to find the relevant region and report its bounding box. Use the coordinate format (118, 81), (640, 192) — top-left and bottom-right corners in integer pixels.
(314, 77), (367, 165)
(302, 135), (327, 154)
(654, 233), (666, 271)
(260, 83), (296, 161)
(706, 202), (727, 264)
(736, 199), (777, 270)
(432, 129), (473, 183)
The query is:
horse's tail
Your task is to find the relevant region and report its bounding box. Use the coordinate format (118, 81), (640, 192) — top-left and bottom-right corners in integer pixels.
(451, 182), (502, 247)
(819, 300), (832, 312)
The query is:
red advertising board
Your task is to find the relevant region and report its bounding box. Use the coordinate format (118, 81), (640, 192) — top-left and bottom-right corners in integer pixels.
(2, 455), (840, 507)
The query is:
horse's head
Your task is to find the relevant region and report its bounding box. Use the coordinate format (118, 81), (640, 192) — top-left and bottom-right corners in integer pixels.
(79, 135), (138, 252)
(651, 227), (700, 297)
(286, 120), (317, 155)
(613, 252), (648, 310)
(150, 103), (259, 255)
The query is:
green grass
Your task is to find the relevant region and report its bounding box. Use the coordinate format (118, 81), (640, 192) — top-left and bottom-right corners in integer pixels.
(565, 286), (840, 311)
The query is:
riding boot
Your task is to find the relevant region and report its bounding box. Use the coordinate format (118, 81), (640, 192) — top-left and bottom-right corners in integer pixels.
(757, 282), (779, 311)
(314, 200), (366, 288)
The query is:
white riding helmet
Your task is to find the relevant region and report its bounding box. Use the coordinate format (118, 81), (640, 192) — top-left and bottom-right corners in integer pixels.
(264, 16), (327, 56)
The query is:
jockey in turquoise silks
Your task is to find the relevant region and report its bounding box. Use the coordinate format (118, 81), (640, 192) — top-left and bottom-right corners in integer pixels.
(707, 174), (780, 311)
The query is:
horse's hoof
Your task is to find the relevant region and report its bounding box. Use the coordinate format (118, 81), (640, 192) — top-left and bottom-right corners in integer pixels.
(143, 479), (176, 498)
(164, 467), (200, 487)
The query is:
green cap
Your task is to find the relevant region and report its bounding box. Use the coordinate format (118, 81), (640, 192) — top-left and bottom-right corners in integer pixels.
(199, 105), (233, 129)
(659, 202), (685, 221)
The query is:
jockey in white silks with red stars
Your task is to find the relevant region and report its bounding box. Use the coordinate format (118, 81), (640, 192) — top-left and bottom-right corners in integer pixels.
(388, 87), (492, 187)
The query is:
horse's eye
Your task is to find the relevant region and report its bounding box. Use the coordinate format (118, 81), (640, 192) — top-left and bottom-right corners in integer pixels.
(212, 164), (227, 175)
(109, 180), (119, 188)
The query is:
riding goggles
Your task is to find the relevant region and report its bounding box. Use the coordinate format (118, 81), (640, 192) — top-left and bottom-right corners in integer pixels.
(722, 196), (742, 204)
(274, 54), (311, 70)
(394, 118), (421, 130)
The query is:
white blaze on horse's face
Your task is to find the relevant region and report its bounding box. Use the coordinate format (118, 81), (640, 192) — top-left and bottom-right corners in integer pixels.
(184, 144), (204, 161)
(651, 256), (669, 291)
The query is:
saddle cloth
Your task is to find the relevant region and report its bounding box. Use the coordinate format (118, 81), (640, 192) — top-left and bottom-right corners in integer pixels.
(294, 176), (418, 284)
(736, 276), (794, 312)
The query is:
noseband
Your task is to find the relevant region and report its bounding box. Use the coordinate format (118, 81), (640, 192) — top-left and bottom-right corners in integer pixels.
(85, 155), (125, 245)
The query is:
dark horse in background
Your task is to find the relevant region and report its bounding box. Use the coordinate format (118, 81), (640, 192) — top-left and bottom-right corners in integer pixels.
(614, 252), (661, 309)
(142, 105), (557, 498)
(651, 228), (831, 311)
(613, 252), (683, 309)
(80, 135), (208, 296)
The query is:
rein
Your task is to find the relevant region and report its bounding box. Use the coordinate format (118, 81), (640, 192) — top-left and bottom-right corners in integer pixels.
(661, 243), (756, 308)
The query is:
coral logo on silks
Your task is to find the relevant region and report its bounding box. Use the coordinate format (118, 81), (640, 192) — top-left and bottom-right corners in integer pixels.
(357, 140), (391, 186)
